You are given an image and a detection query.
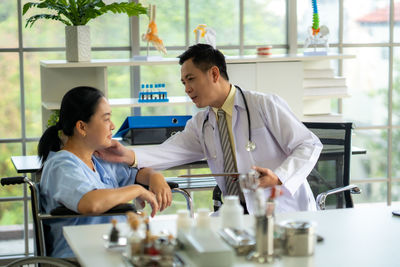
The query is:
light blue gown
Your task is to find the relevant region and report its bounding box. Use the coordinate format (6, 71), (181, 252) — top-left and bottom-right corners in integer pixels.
(40, 150), (138, 258)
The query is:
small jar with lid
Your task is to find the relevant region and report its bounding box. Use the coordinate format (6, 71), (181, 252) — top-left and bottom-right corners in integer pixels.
(282, 220), (316, 256)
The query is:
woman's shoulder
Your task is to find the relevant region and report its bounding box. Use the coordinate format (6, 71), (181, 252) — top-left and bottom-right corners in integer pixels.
(47, 150), (78, 162)
(43, 150), (83, 171)
(40, 151), (84, 187)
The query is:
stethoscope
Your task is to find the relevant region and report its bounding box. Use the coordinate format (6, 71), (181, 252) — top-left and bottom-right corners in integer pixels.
(202, 85), (256, 153)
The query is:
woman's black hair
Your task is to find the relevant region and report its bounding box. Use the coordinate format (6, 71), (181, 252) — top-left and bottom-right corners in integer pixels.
(38, 86), (104, 164)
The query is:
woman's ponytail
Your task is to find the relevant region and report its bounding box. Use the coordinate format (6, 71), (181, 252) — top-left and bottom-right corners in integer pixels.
(38, 125), (62, 164)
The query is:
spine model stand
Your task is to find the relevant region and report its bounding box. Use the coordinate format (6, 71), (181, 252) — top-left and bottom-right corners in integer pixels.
(304, 0), (330, 55)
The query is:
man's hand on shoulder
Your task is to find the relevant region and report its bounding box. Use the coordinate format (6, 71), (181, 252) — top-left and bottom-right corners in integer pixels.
(94, 139), (135, 166)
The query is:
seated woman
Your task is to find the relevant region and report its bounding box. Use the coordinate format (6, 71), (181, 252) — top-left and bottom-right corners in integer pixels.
(38, 86), (172, 258)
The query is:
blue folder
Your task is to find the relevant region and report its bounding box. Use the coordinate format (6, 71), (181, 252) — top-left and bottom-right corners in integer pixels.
(114, 115), (192, 145)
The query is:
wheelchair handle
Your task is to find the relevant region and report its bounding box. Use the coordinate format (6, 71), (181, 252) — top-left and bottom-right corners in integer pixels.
(1, 176), (26, 186)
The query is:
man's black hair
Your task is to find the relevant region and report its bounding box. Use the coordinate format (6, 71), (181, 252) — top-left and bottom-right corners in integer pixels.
(178, 43), (229, 81)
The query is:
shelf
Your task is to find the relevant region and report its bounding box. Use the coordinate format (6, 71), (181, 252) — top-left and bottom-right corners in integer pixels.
(226, 54), (355, 63)
(108, 96), (193, 108)
(42, 96), (193, 110)
(40, 54), (356, 68)
(40, 58), (179, 68)
(303, 93), (351, 100)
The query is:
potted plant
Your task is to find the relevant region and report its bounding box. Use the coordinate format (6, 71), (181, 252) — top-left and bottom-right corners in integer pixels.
(23, 0), (147, 62)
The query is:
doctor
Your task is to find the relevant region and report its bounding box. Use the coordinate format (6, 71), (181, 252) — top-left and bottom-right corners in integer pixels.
(98, 44), (322, 214)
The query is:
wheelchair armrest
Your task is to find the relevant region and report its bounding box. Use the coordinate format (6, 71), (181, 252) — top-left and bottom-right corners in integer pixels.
(105, 203), (137, 214)
(50, 203), (136, 216)
(135, 181), (179, 190)
(50, 206), (80, 216)
(167, 181), (179, 189)
(316, 184), (361, 210)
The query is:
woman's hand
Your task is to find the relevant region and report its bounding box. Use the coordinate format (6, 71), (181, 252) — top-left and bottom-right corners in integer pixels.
(252, 166), (282, 188)
(94, 139), (135, 166)
(149, 172), (172, 212)
(137, 186), (159, 217)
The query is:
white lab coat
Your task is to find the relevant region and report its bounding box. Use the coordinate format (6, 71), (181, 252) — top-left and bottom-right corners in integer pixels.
(134, 88), (323, 214)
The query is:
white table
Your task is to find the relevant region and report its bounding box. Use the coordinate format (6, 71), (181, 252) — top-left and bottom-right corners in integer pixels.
(64, 206), (400, 267)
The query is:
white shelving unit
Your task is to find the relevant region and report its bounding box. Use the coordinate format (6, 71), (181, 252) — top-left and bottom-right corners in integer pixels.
(43, 96), (192, 110)
(40, 53), (355, 129)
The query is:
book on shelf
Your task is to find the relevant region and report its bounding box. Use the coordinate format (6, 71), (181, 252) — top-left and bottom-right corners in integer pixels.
(303, 76), (346, 88)
(303, 98), (331, 115)
(303, 86), (349, 98)
(303, 68), (335, 78)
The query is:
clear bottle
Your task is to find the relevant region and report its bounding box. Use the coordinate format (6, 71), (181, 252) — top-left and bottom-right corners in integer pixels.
(192, 209), (215, 240)
(219, 195), (244, 230)
(176, 210), (193, 242)
(126, 214), (144, 259)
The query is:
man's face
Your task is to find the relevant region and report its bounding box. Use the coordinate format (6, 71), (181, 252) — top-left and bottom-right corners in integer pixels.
(181, 58), (219, 108)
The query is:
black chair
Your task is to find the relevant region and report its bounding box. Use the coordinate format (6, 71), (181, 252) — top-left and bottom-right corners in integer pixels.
(1, 176), (192, 259)
(304, 122), (361, 210)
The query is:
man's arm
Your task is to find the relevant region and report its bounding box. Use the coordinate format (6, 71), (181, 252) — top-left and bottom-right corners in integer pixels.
(97, 114), (206, 171)
(261, 94), (323, 196)
(134, 115), (206, 170)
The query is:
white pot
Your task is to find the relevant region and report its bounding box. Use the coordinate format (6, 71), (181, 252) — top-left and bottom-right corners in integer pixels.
(65, 25), (91, 62)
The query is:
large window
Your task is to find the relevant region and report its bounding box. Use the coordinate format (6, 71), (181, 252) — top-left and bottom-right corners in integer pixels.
(2, 0), (399, 260)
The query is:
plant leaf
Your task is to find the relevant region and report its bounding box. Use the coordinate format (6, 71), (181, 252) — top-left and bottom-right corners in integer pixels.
(23, 0), (147, 27)
(22, 2), (40, 15)
(98, 2), (147, 18)
(25, 14), (71, 27)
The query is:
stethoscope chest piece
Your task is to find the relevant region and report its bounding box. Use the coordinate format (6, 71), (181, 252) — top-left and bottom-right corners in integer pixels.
(245, 140), (256, 152)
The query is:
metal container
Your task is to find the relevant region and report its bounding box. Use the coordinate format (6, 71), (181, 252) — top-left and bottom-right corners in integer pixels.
(282, 221), (316, 256)
(246, 215), (274, 263)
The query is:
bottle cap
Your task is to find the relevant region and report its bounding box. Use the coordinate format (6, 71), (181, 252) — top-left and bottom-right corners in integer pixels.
(177, 209), (189, 218)
(196, 209), (210, 228)
(224, 195), (239, 206)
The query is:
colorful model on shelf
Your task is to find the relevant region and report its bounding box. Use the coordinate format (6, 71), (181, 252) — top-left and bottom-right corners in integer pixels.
(311, 0), (320, 36)
(194, 24), (216, 48)
(304, 0), (330, 56)
(138, 83), (169, 103)
(142, 4), (167, 56)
